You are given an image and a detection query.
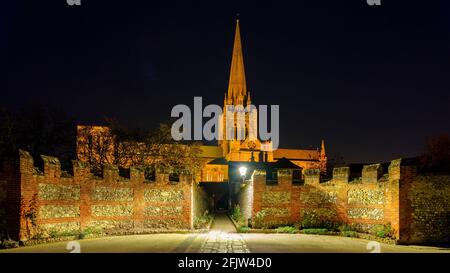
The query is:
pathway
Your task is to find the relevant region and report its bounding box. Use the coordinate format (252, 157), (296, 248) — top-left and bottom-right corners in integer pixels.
(1, 213), (449, 253)
(199, 212), (250, 253)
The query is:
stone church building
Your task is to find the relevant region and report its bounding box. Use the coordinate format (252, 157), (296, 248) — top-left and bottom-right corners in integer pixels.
(2, 21), (450, 246)
(76, 19), (327, 185)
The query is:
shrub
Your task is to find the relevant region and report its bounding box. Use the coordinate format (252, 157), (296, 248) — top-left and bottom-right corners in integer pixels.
(77, 231), (86, 240)
(322, 221), (340, 231)
(341, 230), (358, 237)
(370, 224), (393, 238)
(48, 230), (59, 238)
(300, 212), (319, 229)
(230, 204), (244, 225)
(302, 228), (330, 235)
(252, 210), (267, 229)
(275, 226), (298, 234)
(83, 226), (103, 235)
(0, 239), (19, 249)
(338, 223), (359, 232)
(300, 211), (339, 230)
(194, 214), (213, 229)
(237, 226), (250, 233)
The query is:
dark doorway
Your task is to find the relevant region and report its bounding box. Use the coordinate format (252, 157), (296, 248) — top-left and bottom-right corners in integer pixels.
(199, 182), (230, 212)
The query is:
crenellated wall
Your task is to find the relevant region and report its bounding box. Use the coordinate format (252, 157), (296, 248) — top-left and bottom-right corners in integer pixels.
(398, 172), (450, 244)
(2, 150), (450, 245)
(0, 150), (210, 242)
(240, 159), (450, 245)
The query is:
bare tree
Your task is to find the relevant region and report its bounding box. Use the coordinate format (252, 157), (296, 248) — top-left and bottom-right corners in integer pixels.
(76, 125), (115, 176)
(77, 121), (204, 180)
(0, 105), (76, 170)
(420, 133), (450, 172)
(143, 123), (203, 180)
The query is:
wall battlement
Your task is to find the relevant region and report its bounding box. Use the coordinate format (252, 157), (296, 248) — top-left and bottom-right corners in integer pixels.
(250, 159), (402, 186)
(0, 150), (211, 243)
(238, 158), (450, 245)
(19, 150), (189, 185)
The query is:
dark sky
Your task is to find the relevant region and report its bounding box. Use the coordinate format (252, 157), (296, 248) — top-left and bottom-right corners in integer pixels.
(1, 0), (450, 163)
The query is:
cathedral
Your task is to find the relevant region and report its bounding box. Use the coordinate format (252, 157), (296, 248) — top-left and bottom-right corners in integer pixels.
(76, 19), (327, 183)
(199, 19), (326, 182)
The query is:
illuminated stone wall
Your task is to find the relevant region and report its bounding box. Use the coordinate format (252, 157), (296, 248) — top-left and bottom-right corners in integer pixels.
(91, 187), (133, 202)
(1, 150), (197, 242)
(249, 163), (394, 230)
(239, 159), (450, 244)
(237, 178), (253, 224)
(38, 184), (80, 201)
(399, 174), (450, 244)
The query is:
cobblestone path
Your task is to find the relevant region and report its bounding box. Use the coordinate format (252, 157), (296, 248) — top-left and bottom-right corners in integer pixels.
(200, 231), (250, 253)
(200, 212), (250, 253)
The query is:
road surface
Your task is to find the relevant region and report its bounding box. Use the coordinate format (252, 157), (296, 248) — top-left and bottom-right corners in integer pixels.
(2, 213), (449, 253)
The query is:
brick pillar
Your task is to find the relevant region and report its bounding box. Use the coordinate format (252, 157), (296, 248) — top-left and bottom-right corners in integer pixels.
(180, 174), (193, 229)
(291, 170), (302, 224)
(398, 163), (417, 244)
(155, 171), (169, 184)
(103, 164), (118, 183)
(18, 150), (38, 242)
(252, 170), (266, 218)
(74, 160), (91, 230)
(304, 169), (320, 186)
(386, 159), (401, 240)
(277, 169), (292, 188)
(3, 155), (21, 241)
(131, 167), (145, 231)
(41, 155), (61, 182)
(362, 164), (382, 184)
(332, 167), (350, 223)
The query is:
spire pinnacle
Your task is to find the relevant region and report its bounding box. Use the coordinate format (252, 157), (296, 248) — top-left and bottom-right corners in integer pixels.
(227, 18), (247, 103)
(320, 139), (326, 158)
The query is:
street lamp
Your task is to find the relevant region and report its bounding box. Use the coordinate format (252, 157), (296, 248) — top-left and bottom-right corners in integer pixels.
(239, 166), (247, 181)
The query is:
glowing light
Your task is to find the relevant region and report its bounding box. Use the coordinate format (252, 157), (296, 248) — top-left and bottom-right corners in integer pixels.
(239, 166), (247, 177)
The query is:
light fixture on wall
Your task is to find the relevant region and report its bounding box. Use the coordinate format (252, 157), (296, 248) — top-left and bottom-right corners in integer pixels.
(239, 166), (247, 183)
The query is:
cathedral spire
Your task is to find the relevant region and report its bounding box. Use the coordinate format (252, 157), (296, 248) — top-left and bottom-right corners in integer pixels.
(227, 18), (247, 103)
(320, 139), (326, 158)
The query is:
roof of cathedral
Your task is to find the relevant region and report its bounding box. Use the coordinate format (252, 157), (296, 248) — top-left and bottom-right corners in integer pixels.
(272, 157), (302, 169)
(207, 157), (228, 165)
(273, 148), (320, 161)
(199, 145), (223, 158)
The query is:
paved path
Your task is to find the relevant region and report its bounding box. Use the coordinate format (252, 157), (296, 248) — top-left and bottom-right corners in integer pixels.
(1, 213), (449, 253)
(210, 212), (237, 233)
(243, 233), (450, 253)
(200, 213), (250, 253)
(3, 232), (448, 253)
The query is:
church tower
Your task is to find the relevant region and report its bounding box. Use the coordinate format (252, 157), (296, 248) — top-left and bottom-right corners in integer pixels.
(225, 19), (250, 106)
(219, 19), (261, 161)
(319, 139), (327, 173)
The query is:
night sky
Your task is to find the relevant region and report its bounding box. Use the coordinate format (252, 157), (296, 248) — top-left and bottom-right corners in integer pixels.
(1, 0), (450, 163)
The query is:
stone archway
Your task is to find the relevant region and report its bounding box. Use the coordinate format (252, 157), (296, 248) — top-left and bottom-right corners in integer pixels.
(199, 182), (230, 212)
